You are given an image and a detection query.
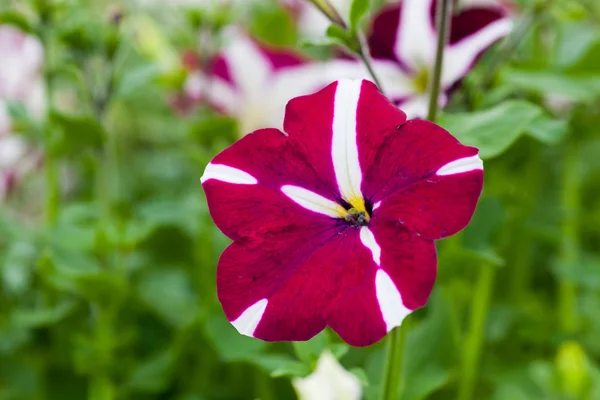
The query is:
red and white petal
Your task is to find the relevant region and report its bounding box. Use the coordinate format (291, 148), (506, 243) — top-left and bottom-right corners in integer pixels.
(368, 5), (402, 62)
(220, 30), (273, 97)
(393, 0), (437, 69)
(217, 226), (352, 342)
(202, 163), (344, 240)
(284, 80), (366, 202)
(323, 230), (392, 347)
(376, 158), (483, 240)
(206, 127), (339, 201)
(326, 221), (437, 346)
(449, 7), (510, 45)
(286, 79), (406, 208)
(369, 1), (438, 69)
(442, 15), (512, 87)
(368, 218), (438, 311)
(359, 119), (481, 204)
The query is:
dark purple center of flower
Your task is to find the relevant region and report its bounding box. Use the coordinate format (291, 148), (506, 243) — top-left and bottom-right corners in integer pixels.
(339, 199), (373, 227)
(344, 209), (369, 227)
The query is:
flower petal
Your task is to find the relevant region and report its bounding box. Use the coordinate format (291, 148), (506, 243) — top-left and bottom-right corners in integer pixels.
(217, 226), (351, 341)
(369, 218), (437, 311)
(325, 221), (436, 346)
(331, 79), (364, 203)
(376, 160), (483, 240)
(206, 126), (338, 199)
(442, 16), (512, 87)
(449, 7), (509, 45)
(359, 119), (480, 205)
(368, 5), (402, 62)
(220, 29), (273, 96)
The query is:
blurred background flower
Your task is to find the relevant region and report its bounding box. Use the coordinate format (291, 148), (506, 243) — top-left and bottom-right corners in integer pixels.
(293, 351), (362, 400)
(1, 0), (600, 399)
(0, 25), (44, 200)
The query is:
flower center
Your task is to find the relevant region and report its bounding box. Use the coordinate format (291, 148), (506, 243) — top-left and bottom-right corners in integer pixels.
(344, 207), (369, 227)
(413, 68), (429, 93)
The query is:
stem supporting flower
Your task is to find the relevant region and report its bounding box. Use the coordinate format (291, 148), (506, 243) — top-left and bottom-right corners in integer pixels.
(558, 140), (580, 334)
(458, 262), (495, 400)
(427, 0), (452, 123)
(381, 1), (452, 399)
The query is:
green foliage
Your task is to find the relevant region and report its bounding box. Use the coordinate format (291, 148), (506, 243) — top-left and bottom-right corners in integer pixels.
(1, 0), (600, 399)
(349, 0), (370, 34)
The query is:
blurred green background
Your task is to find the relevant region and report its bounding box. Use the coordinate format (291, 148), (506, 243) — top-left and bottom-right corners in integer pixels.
(1, 0), (600, 399)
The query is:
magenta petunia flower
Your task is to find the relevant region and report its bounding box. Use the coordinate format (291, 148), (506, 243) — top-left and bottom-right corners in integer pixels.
(201, 79), (483, 346)
(183, 28), (316, 134)
(365, 0), (513, 118)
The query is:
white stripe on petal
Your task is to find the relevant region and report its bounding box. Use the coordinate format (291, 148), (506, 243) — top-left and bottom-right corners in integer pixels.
(200, 163), (257, 184)
(281, 185), (346, 218)
(231, 299), (268, 337)
(373, 201), (382, 210)
(360, 227), (381, 266)
(375, 269), (411, 332)
(437, 155), (483, 176)
(223, 29), (272, 98)
(442, 18), (513, 87)
(394, 0), (437, 70)
(332, 79), (363, 202)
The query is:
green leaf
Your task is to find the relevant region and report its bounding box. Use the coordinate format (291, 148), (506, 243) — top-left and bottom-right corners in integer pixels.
(203, 313), (267, 362)
(249, 5), (297, 46)
(114, 65), (162, 100)
(526, 116), (569, 145)
(270, 360), (312, 378)
(137, 268), (198, 328)
(554, 23), (600, 69)
(461, 197), (507, 266)
(127, 349), (175, 393)
(349, 0), (369, 33)
(188, 115), (238, 145)
(12, 299), (76, 329)
(326, 24), (359, 52)
(49, 109), (105, 155)
(551, 255), (600, 289)
(400, 290), (459, 400)
(250, 354), (301, 375)
(330, 343), (350, 359)
(1, 241), (37, 296)
(438, 101), (543, 159)
(0, 10), (35, 33)
(501, 68), (600, 102)
(293, 331), (328, 365)
(350, 367), (369, 387)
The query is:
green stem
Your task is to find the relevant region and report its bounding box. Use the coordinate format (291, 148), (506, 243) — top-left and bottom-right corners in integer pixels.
(558, 141), (580, 334)
(358, 35), (383, 92)
(38, 3), (59, 227)
(306, 0), (347, 28)
(458, 263), (495, 400)
(43, 145), (59, 226)
(426, 0), (452, 122)
(381, 321), (408, 400)
(381, 3), (451, 399)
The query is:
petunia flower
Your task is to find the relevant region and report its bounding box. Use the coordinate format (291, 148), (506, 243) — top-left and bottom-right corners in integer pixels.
(184, 28), (360, 135)
(201, 79), (483, 346)
(0, 25), (45, 200)
(365, 0), (513, 118)
(292, 351), (361, 400)
(0, 25), (45, 124)
(184, 27), (420, 135)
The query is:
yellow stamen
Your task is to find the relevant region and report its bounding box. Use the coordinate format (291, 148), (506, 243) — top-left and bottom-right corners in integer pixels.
(347, 195), (370, 222)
